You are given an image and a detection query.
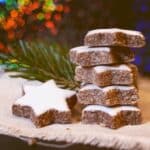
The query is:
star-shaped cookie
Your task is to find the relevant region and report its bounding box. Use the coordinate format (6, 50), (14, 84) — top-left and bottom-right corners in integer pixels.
(12, 80), (77, 127)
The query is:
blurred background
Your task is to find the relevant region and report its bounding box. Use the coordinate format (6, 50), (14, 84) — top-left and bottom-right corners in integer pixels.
(0, 0), (150, 75)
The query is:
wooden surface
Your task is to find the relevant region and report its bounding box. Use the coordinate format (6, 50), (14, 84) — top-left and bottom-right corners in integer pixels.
(0, 134), (113, 150)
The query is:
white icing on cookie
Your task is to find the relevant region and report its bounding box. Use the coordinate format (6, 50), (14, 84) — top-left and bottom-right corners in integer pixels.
(103, 85), (135, 91)
(80, 84), (135, 91)
(94, 64), (131, 73)
(83, 105), (140, 116)
(14, 80), (76, 116)
(87, 28), (144, 37)
(70, 46), (110, 53)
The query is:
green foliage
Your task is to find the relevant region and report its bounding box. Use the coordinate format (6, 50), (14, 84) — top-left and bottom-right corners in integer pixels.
(0, 40), (79, 89)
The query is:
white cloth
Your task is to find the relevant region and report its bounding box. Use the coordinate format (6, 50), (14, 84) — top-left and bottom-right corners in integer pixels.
(0, 74), (150, 150)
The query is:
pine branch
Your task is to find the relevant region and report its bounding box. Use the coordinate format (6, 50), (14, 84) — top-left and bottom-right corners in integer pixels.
(0, 40), (79, 89)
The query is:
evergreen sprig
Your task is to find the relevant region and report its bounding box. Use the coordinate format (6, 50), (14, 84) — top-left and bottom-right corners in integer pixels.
(0, 40), (79, 89)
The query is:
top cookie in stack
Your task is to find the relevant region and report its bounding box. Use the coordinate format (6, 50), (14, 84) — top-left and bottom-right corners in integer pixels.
(84, 28), (145, 48)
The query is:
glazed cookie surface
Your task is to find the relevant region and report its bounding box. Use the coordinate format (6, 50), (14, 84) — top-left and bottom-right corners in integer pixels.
(70, 46), (134, 66)
(12, 80), (76, 128)
(82, 105), (142, 129)
(78, 84), (139, 106)
(84, 28), (145, 48)
(75, 64), (138, 87)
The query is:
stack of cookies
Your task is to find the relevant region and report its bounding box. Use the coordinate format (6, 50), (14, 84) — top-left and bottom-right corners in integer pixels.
(70, 28), (146, 129)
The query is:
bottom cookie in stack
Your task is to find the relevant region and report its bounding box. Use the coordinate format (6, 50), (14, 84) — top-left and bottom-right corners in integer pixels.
(82, 105), (142, 129)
